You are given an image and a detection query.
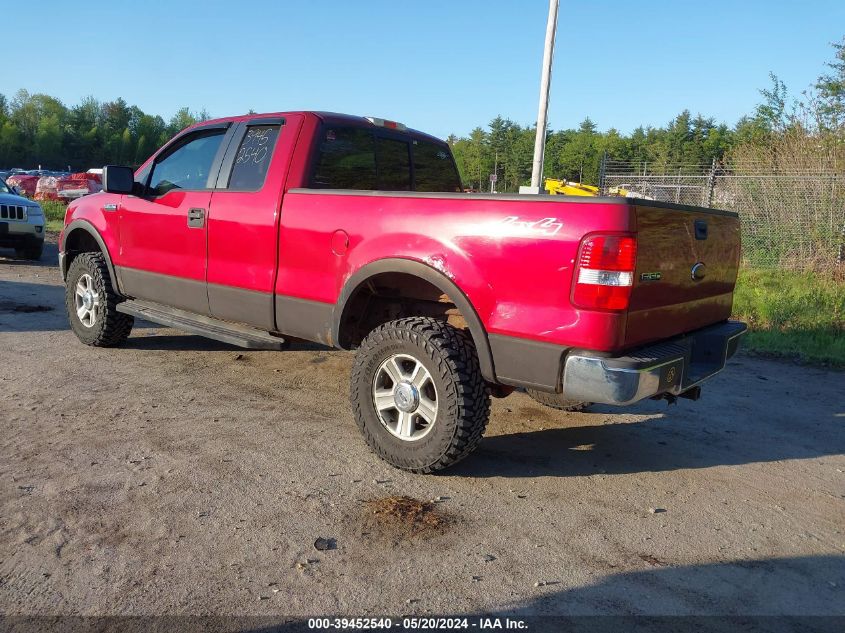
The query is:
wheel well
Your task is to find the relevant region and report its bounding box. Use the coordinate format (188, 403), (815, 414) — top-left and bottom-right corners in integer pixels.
(338, 272), (468, 349)
(64, 228), (102, 269)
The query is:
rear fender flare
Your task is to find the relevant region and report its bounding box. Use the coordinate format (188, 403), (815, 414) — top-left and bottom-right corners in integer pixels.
(333, 258), (496, 383)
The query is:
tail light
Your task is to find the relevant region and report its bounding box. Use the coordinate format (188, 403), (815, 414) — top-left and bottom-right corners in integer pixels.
(572, 234), (637, 311)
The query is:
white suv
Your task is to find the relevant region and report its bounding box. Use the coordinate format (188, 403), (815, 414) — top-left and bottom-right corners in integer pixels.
(0, 176), (45, 260)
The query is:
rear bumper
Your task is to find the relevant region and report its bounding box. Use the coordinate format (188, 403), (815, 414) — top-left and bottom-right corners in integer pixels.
(562, 320), (747, 405)
(489, 320), (747, 405)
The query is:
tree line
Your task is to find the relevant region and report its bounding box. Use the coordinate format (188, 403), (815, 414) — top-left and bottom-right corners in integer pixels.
(448, 112), (737, 192)
(1, 37), (842, 187)
(449, 37), (845, 191)
(0, 91), (208, 171)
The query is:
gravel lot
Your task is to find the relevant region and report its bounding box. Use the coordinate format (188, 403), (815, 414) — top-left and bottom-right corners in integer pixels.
(1, 237), (843, 619)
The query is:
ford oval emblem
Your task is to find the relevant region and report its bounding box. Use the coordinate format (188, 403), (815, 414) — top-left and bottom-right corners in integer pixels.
(691, 262), (706, 281)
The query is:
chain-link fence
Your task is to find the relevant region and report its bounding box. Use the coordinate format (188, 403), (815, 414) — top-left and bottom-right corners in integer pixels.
(600, 158), (845, 273)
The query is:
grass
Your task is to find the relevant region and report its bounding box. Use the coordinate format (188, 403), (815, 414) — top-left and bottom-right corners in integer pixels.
(732, 269), (845, 367)
(37, 200), (67, 233)
(39, 200), (68, 223)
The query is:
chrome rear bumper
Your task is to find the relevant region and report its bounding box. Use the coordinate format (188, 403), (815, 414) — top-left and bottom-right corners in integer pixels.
(562, 321), (747, 406)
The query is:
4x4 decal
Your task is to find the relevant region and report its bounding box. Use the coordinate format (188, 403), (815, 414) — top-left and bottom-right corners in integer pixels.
(498, 216), (563, 236)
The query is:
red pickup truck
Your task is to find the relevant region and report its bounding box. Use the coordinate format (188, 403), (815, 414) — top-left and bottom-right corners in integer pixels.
(60, 111), (746, 472)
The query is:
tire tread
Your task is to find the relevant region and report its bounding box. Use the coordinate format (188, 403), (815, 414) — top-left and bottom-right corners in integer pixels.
(66, 252), (133, 347)
(350, 317), (490, 473)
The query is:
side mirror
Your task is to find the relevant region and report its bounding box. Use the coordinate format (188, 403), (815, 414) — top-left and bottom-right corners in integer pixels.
(102, 165), (135, 195)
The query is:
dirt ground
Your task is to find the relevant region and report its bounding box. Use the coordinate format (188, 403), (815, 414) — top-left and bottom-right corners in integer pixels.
(1, 236), (843, 619)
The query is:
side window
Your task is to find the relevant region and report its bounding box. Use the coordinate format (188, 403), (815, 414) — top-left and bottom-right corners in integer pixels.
(148, 130), (226, 196)
(376, 137), (411, 191)
(311, 127), (376, 189)
(228, 124), (281, 191)
(412, 140), (462, 192)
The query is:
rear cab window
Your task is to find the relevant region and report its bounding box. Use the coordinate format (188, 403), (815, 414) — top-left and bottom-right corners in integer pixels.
(311, 127), (376, 189)
(376, 137), (411, 190)
(309, 123), (461, 192)
(412, 140), (461, 192)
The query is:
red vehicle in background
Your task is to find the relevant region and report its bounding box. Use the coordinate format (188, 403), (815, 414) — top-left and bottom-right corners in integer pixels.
(6, 174), (39, 198)
(59, 111), (746, 472)
(34, 172), (102, 201)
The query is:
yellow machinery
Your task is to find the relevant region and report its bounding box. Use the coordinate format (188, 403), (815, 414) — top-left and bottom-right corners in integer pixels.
(544, 178), (631, 197)
(543, 178), (599, 196)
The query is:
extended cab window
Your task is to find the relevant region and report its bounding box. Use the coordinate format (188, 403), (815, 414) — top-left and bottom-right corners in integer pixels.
(148, 130), (226, 196)
(311, 127), (376, 189)
(412, 140), (461, 192)
(228, 124), (281, 191)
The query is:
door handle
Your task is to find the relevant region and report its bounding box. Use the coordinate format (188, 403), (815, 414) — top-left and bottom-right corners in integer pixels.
(187, 207), (206, 228)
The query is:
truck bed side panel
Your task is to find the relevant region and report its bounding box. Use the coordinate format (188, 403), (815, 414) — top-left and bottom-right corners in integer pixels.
(275, 192), (635, 351)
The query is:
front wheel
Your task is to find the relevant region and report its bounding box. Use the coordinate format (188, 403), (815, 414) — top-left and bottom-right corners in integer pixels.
(65, 252), (134, 347)
(350, 317), (490, 473)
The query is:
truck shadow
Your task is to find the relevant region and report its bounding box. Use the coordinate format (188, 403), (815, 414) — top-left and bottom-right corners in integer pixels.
(455, 393), (844, 478)
(121, 332), (247, 352)
(122, 333), (329, 353)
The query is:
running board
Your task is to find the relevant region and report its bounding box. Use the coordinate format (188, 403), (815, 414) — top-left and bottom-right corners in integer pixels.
(117, 300), (286, 350)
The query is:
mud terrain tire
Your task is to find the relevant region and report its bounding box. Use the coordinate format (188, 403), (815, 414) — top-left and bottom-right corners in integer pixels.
(351, 317), (490, 473)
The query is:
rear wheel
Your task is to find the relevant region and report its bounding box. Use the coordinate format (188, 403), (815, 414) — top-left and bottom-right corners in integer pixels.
(350, 317), (490, 473)
(65, 252), (134, 347)
(526, 388), (590, 412)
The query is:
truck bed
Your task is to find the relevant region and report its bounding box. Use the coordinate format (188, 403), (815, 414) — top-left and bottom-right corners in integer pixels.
(280, 189), (740, 355)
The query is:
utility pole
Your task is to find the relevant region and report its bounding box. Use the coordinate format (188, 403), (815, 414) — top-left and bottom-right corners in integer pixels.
(524, 0), (559, 194)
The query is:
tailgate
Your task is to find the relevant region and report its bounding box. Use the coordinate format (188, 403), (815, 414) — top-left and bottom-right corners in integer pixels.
(625, 202), (740, 348)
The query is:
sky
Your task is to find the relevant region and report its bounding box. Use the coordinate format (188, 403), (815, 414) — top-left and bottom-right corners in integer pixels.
(9, 0), (845, 139)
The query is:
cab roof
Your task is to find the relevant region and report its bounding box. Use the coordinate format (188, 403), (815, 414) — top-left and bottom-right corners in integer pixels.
(196, 111), (448, 146)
